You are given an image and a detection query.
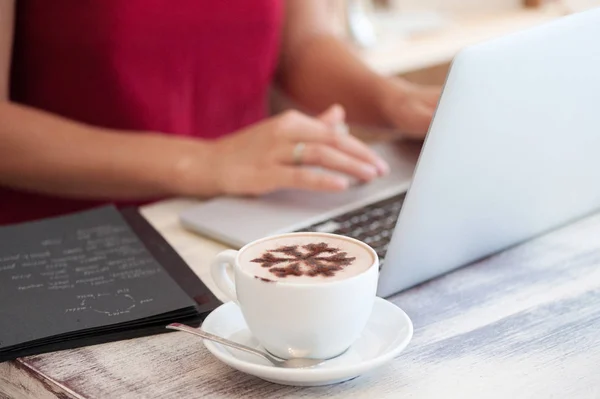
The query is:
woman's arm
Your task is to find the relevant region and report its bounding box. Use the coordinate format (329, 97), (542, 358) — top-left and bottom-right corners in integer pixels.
(0, 0), (388, 200)
(0, 103), (218, 199)
(0, 0), (216, 199)
(278, 0), (441, 139)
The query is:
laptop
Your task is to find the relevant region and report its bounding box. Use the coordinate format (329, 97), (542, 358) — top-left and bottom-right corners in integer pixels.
(181, 8), (600, 298)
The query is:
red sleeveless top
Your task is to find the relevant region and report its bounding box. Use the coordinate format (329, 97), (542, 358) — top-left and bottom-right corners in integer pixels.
(3, 0), (283, 224)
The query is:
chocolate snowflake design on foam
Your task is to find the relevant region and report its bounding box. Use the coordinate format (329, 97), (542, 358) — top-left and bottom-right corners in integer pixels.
(250, 242), (356, 278)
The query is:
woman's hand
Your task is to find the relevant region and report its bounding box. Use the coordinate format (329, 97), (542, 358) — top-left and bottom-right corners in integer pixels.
(378, 78), (442, 140)
(207, 105), (389, 196)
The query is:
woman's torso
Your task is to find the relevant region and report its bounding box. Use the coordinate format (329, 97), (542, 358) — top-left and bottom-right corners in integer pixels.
(2, 0), (283, 224)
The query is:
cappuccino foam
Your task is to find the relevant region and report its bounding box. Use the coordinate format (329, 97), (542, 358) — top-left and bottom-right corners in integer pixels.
(239, 234), (374, 284)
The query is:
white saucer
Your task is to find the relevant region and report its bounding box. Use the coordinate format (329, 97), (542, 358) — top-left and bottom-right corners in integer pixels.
(201, 297), (413, 386)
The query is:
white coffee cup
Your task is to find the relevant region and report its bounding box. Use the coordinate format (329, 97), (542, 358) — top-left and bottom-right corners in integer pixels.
(210, 232), (379, 360)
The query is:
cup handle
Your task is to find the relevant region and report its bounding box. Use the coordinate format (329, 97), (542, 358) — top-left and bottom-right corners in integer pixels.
(210, 250), (239, 304)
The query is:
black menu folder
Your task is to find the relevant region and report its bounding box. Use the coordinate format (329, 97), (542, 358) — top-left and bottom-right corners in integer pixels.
(0, 206), (221, 362)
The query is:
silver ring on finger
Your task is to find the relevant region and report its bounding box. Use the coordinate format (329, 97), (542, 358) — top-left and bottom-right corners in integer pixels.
(292, 142), (306, 166)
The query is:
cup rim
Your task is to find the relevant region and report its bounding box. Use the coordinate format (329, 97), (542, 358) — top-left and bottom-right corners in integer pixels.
(234, 232), (379, 287)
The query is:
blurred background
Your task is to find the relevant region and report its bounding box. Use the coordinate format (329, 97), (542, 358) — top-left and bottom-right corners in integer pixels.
(332, 0), (600, 83)
(274, 0), (600, 130)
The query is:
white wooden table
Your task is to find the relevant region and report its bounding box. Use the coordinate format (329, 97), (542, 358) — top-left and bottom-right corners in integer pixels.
(2, 199), (600, 399)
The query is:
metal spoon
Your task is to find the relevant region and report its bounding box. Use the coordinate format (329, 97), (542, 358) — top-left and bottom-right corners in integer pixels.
(166, 323), (325, 369)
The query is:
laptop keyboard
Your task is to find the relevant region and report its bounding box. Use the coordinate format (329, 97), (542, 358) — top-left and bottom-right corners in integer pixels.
(296, 192), (406, 262)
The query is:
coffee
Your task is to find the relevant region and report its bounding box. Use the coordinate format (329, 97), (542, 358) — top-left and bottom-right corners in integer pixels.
(212, 232), (379, 359)
(239, 234), (374, 284)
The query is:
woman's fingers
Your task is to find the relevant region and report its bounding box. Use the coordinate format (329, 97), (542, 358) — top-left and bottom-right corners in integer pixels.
(400, 102), (435, 138)
(269, 167), (350, 192)
(333, 133), (389, 175)
(416, 85), (442, 108)
(317, 104), (345, 127)
(276, 143), (378, 181)
(277, 110), (389, 175)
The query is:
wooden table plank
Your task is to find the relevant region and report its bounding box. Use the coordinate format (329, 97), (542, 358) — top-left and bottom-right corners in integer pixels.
(2, 200), (600, 398)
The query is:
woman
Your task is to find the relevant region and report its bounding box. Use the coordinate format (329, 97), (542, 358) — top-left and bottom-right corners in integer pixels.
(0, 0), (440, 224)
